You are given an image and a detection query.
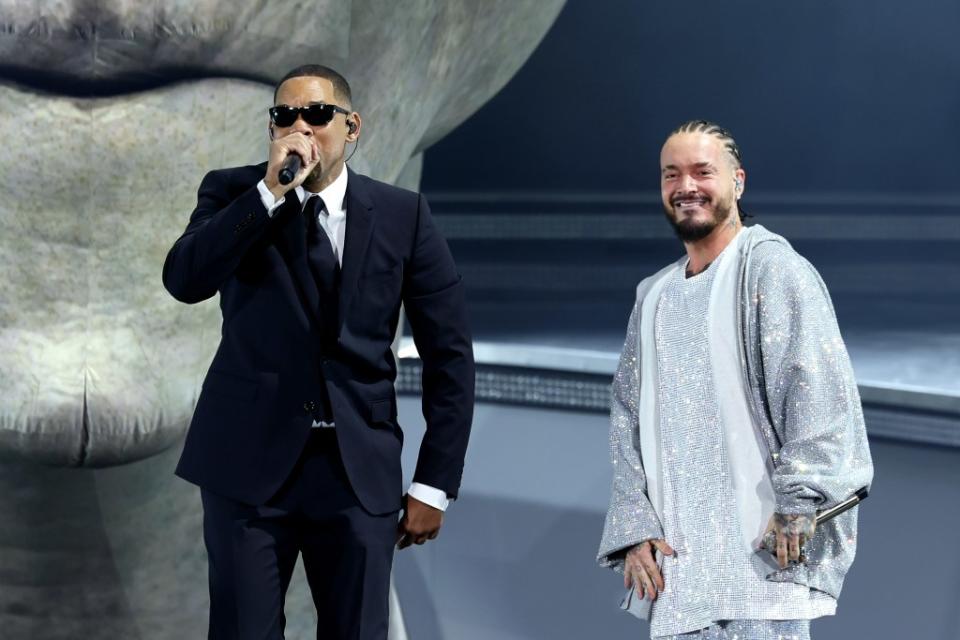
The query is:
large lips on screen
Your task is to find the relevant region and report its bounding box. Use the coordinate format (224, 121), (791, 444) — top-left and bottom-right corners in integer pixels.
(0, 0), (566, 467)
(0, 3), (564, 636)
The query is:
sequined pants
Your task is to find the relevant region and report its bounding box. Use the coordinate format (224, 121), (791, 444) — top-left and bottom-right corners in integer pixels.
(655, 619), (810, 640)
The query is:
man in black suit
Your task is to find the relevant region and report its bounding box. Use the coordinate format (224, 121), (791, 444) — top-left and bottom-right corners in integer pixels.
(162, 64), (475, 640)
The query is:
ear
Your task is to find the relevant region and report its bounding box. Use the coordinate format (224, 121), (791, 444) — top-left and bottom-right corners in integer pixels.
(734, 168), (746, 198)
(345, 112), (362, 142)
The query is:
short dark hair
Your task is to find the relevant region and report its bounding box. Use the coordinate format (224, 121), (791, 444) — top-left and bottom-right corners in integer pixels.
(669, 119), (749, 220)
(273, 64), (353, 107)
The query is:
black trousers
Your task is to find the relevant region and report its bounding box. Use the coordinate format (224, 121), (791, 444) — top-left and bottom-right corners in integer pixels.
(201, 429), (398, 640)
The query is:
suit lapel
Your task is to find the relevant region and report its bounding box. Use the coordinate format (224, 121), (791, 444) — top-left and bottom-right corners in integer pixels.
(338, 169), (375, 329)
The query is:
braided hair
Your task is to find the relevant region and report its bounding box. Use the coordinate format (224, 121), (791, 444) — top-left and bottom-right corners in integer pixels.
(669, 120), (749, 220)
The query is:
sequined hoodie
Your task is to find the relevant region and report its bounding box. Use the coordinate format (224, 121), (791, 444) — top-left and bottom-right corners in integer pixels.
(597, 225), (874, 604)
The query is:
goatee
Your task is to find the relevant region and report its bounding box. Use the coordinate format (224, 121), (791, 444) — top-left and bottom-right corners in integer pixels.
(667, 215), (718, 242)
(664, 198), (734, 242)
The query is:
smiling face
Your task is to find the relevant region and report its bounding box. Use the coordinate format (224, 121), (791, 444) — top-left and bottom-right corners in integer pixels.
(271, 75), (360, 190)
(660, 131), (745, 243)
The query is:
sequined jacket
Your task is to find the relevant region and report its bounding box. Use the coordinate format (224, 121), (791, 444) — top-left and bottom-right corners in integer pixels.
(597, 225), (874, 601)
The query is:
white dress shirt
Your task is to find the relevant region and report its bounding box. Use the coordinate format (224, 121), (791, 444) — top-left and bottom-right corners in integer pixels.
(255, 165), (449, 511)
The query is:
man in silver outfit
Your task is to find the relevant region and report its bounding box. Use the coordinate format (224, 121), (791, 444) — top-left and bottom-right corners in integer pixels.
(597, 120), (873, 640)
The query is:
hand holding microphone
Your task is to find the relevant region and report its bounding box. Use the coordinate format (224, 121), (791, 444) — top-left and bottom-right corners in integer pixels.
(265, 131), (320, 199)
(760, 487), (869, 567)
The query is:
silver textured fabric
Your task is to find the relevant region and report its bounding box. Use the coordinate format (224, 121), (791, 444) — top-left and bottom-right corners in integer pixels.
(656, 618), (810, 640)
(598, 225), (873, 623)
(596, 304), (665, 560)
(737, 227), (873, 598)
(645, 249), (831, 636)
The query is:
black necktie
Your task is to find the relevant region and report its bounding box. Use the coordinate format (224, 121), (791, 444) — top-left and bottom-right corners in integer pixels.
(303, 195), (340, 336)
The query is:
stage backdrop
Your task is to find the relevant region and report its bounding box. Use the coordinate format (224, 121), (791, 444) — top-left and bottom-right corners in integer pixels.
(0, 2), (564, 638)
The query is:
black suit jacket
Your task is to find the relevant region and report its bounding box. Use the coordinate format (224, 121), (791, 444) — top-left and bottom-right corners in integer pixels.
(163, 164), (474, 515)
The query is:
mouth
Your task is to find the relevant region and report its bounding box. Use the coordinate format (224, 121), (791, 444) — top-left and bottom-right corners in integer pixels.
(0, 2), (353, 469)
(0, 4), (351, 96)
(671, 194), (710, 212)
(0, 1), (568, 470)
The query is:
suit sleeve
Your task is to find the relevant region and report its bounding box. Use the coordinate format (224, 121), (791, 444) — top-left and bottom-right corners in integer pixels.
(402, 193), (475, 500)
(162, 170), (274, 304)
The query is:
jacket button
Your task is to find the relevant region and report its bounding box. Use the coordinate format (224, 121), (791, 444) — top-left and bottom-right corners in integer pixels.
(303, 402), (310, 412)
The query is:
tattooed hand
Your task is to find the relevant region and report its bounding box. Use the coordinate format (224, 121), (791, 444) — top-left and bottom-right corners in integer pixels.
(624, 539), (675, 601)
(761, 513), (816, 569)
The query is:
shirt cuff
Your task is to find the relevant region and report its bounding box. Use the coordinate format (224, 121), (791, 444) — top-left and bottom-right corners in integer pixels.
(407, 482), (450, 511)
(256, 179), (284, 217)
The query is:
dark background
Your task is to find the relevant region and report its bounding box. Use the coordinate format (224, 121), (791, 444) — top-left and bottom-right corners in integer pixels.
(419, 0), (960, 346)
(424, 0), (959, 194)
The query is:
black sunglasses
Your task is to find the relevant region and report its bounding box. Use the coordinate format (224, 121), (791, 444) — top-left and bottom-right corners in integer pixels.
(268, 103), (350, 128)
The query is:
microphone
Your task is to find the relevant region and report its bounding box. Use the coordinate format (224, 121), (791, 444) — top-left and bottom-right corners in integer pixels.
(759, 486), (869, 563)
(278, 153), (302, 185)
(813, 486), (869, 525)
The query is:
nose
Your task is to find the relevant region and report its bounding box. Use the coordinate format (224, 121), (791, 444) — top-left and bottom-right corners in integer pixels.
(679, 173), (697, 192)
(291, 116), (313, 135)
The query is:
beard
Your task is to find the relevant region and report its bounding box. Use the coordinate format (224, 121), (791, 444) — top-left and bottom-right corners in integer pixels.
(663, 193), (736, 242)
